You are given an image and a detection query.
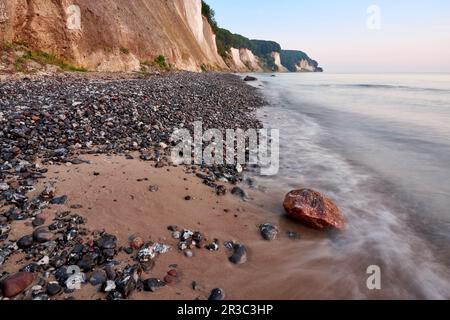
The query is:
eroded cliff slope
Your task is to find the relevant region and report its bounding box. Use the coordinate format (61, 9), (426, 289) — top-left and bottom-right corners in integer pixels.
(0, 0), (227, 71)
(0, 0), (322, 73)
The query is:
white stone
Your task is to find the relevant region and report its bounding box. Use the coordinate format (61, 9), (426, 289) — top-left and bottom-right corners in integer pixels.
(66, 273), (86, 290)
(0, 182), (9, 191)
(38, 256), (50, 265)
(104, 280), (116, 292)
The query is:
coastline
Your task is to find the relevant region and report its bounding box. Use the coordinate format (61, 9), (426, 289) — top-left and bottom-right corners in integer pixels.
(0, 71), (297, 300)
(4, 71), (448, 300)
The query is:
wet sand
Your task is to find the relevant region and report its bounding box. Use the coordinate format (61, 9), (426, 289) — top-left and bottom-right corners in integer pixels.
(1, 154), (279, 300)
(1, 153), (390, 300)
(0, 72), (409, 300)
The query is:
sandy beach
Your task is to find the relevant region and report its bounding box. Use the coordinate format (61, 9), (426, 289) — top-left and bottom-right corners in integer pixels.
(1, 153), (281, 300)
(0, 71), (312, 300)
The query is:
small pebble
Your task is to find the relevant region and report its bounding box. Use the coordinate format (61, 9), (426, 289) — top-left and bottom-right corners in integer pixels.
(208, 288), (225, 301)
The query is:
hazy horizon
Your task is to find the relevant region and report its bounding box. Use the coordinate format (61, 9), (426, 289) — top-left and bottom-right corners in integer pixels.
(207, 0), (450, 73)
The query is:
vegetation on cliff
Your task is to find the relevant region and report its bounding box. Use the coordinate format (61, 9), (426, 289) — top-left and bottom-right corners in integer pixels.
(280, 50), (322, 72)
(2, 42), (87, 73)
(202, 1), (280, 69)
(201, 1), (219, 32)
(201, 1), (321, 72)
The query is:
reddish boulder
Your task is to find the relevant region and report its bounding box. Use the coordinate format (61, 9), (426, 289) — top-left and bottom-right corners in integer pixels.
(130, 237), (144, 250)
(0, 272), (35, 298)
(283, 189), (345, 230)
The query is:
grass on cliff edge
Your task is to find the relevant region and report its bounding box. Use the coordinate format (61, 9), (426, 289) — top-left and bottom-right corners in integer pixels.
(29, 50), (88, 72)
(141, 55), (171, 73)
(2, 42), (88, 72)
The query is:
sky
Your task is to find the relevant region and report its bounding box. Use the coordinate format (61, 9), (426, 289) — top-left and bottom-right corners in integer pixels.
(206, 0), (450, 73)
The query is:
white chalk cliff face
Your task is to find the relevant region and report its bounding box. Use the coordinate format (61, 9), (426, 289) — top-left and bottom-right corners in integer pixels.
(0, 0), (227, 72)
(229, 48), (247, 71)
(228, 47), (263, 72)
(175, 0), (227, 70)
(240, 49), (263, 72)
(271, 52), (288, 72)
(0, 0), (319, 73)
(295, 59), (316, 72)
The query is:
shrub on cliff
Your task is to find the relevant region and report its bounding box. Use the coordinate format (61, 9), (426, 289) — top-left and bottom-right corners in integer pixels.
(202, 1), (218, 32)
(280, 50), (319, 72)
(201, 2), (281, 61)
(154, 55), (169, 70)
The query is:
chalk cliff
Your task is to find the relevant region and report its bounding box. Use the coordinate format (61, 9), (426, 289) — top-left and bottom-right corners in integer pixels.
(280, 50), (323, 72)
(0, 0), (322, 73)
(0, 0), (227, 72)
(228, 47), (263, 72)
(271, 52), (288, 72)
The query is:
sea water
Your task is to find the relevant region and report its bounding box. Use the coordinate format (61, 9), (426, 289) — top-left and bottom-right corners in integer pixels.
(249, 73), (450, 299)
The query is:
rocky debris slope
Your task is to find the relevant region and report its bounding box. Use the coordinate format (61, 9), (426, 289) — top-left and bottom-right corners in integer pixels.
(0, 72), (266, 299)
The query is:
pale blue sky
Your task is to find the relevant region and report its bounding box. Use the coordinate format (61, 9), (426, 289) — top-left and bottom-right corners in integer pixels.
(206, 0), (450, 72)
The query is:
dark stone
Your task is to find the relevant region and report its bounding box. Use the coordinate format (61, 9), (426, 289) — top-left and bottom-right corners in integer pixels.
(50, 195), (68, 205)
(259, 223), (278, 241)
(229, 244), (247, 265)
(115, 276), (136, 298)
(53, 148), (68, 157)
(192, 232), (203, 243)
(90, 270), (107, 286)
(244, 76), (257, 82)
(103, 248), (116, 259)
(33, 227), (53, 243)
(192, 281), (200, 291)
(46, 283), (62, 296)
(32, 218), (45, 227)
(97, 234), (117, 249)
(208, 288), (225, 300)
(206, 241), (219, 251)
(9, 211), (28, 221)
(50, 256), (67, 268)
(107, 291), (124, 300)
(17, 235), (34, 249)
(216, 185), (227, 196)
(55, 267), (69, 283)
(20, 263), (40, 273)
(77, 255), (96, 272)
(143, 278), (166, 292)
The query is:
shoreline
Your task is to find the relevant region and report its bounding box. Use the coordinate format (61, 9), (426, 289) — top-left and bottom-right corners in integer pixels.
(0, 71), (300, 300)
(2, 153), (284, 300)
(3, 71), (445, 300)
